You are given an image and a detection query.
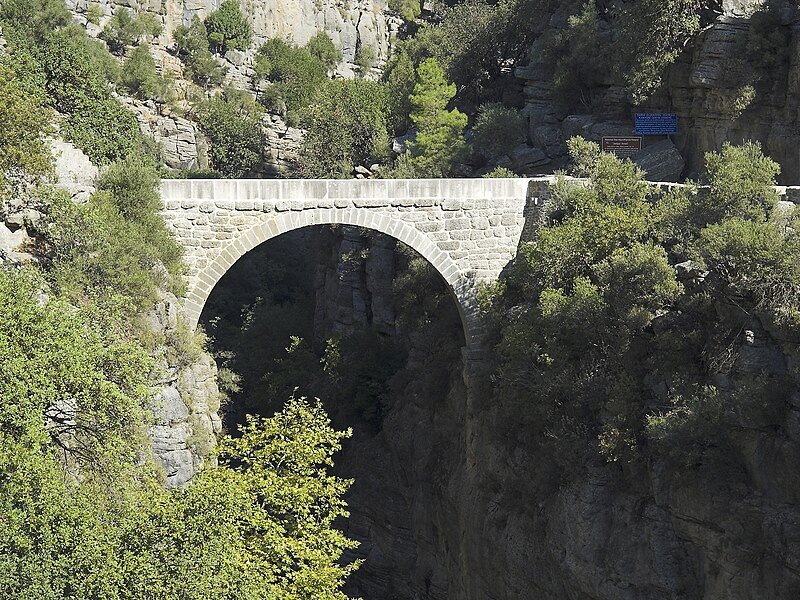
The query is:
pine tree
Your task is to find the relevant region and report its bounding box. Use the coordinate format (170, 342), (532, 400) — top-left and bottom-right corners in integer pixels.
(407, 58), (469, 177)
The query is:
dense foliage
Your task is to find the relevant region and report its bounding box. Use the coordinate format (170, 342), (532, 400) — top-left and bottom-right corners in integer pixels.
(489, 138), (798, 476)
(0, 58), (53, 199)
(0, 275), (358, 598)
(298, 80), (390, 178)
(205, 0), (252, 54)
(405, 58), (469, 177)
(195, 88), (265, 177)
(174, 16), (228, 89)
(254, 37), (329, 125)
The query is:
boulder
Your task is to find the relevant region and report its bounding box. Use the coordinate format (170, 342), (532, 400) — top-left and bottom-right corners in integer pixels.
(50, 138), (98, 204)
(632, 139), (686, 182)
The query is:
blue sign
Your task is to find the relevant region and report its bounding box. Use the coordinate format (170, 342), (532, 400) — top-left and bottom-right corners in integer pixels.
(635, 113), (677, 135)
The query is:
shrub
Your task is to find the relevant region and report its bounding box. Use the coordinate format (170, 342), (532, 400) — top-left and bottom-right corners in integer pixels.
(204, 0), (252, 54)
(483, 166), (519, 178)
(254, 38), (328, 122)
(472, 102), (525, 159)
(101, 8), (162, 54)
(297, 79), (390, 178)
(0, 58), (54, 200)
(306, 31), (341, 69)
(120, 45), (161, 99)
(196, 88), (265, 177)
(174, 17), (227, 89)
(614, 0), (704, 104)
(701, 141), (780, 223)
(355, 43), (377, 73)
(389, 0), (421, 22)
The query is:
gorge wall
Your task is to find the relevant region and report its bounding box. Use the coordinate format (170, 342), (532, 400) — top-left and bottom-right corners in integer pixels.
(517, 0), (800, 183)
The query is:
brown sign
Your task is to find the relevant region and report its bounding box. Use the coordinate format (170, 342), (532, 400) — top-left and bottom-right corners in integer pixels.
(601, 136), (642, 157)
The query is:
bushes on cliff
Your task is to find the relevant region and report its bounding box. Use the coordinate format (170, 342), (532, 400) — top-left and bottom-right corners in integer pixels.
(204, 0), (252, 54)
(254, 37), (328, 125)
(0, 58), (54, 200)
(297, 79), (390, 178)
(196, 88), (265, 177)
(42, 156), (183, 314)
(120, 46), (163, 101)
(100, 7), (162, 54)
(174, 17), (228, 89)
(490, 138), (796, 472)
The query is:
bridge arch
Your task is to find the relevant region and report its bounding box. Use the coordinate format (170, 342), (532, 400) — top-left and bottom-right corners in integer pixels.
(182, 208), (484, 351)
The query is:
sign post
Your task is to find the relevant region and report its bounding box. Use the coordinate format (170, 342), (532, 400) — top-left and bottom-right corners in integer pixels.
(601, 136), (642, 158)
(635, 113), (678, 136)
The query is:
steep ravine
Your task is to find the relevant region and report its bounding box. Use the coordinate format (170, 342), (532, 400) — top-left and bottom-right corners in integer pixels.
(202, 224), (800, 600)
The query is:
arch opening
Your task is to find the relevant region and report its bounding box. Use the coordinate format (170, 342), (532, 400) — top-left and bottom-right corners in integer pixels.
(183, 209), (482, 353)
(198, 224), (470, 600)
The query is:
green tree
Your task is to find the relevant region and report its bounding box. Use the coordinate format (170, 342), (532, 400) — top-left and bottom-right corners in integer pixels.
(101, 8), (162, 54)
(196, 89), (265, 177)
(120, 45), (160, 100)
(204, 0), (252, 54)
(306, 32), (341, 69)
(384, 49), (416, 134)
(254, 38), (328, 124)
(0, 0), (71, 43)
(472, 102), (525, 159)
(174, 17), (227, 89)
(297, 80), (390, 178)
(407, 58), (469, 177)
(0, 59), (54, 200)
(614, 0), (706, 104)
(389, 0), (421, 22)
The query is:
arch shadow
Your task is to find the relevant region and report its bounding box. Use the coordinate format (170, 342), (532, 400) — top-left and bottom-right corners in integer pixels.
(183, 209), (484, 352)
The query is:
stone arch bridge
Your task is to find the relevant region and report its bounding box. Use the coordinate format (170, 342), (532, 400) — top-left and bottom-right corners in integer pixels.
(161, 177), (556, 356)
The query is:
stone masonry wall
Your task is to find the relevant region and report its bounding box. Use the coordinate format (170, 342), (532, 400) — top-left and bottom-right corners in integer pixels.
(160, 177), (551, 349)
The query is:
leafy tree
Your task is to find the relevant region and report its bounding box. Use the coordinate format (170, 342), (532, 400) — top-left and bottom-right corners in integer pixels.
(614, 0), (708, 104)
(550, 1), (608, 110)
(297, 80), (390, 178)
(204, 0), (252, 54)
(0, 0), (71, 43)
(174, 17), (227, 89)
(120, 45), (161, 100)
(384, 49), (416, 134)
(101, 8), (162, 54)
(0, 59), (54, 200)
(406, 58), (469, 177)
(355, 43), (377, 74)
(306, 31), (341, 69)
(389, 0), (421, 22)
(701, 141), (780, 224)
(472, 102), (525, 159)
(254, 38), (328, 124)
(196, 88), (265, 177)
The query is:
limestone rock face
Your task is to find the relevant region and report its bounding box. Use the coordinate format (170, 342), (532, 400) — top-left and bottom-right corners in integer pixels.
(515, 1), (800, 183)
(130, 102), (210, 171)
(66, 0), (396, 65)
(312, 226), (396, 344)
(147, 291), (223, 488)
(49, 138), (99, 203)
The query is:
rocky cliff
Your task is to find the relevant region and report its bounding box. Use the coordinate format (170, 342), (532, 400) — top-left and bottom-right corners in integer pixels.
(517, 0), (800, 184)
(0, 139), (222, 488)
